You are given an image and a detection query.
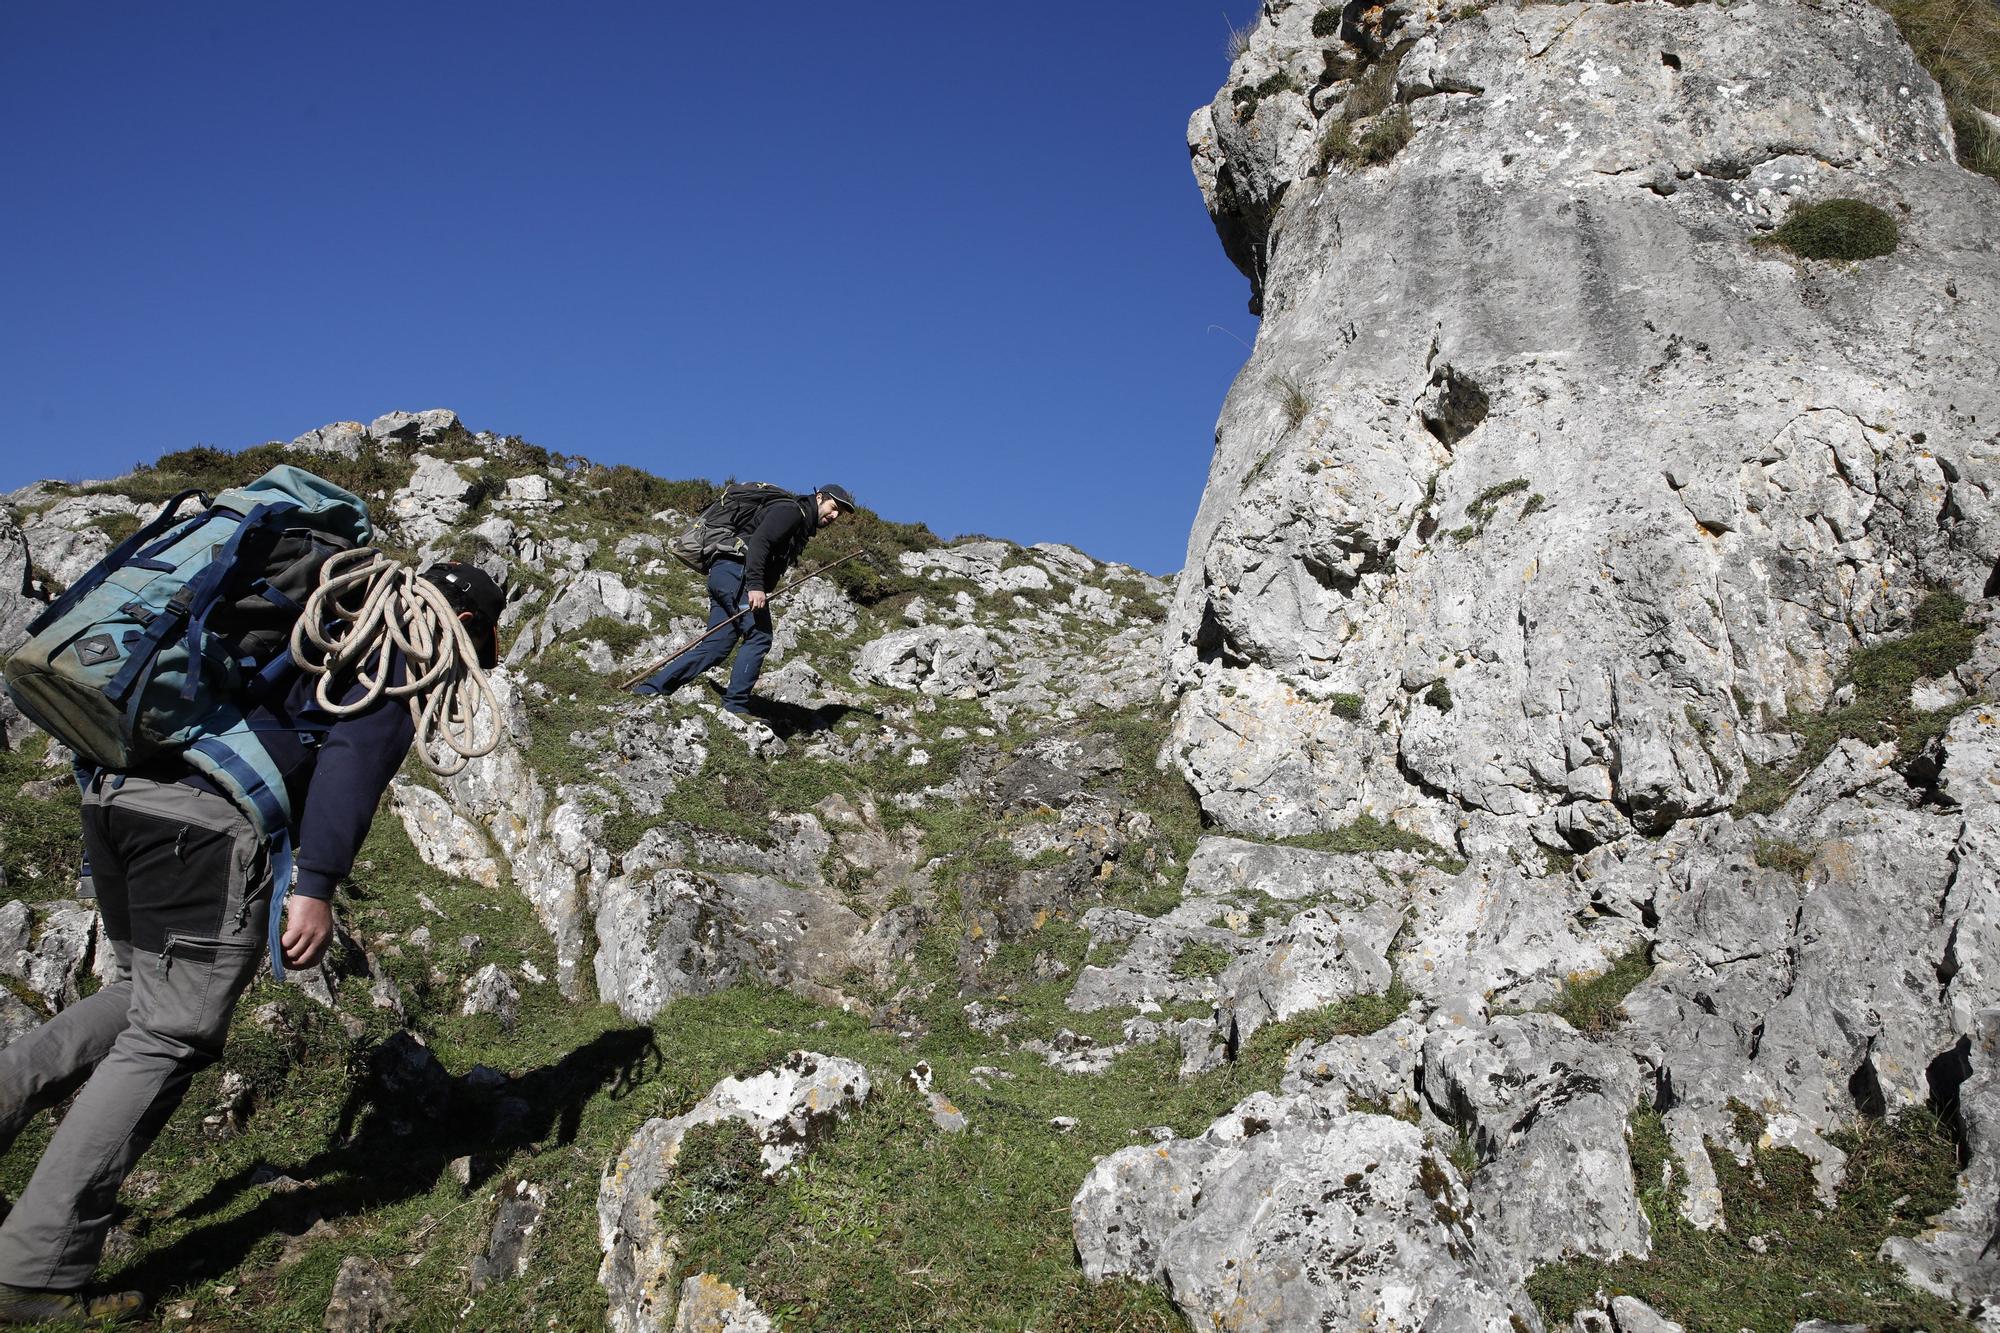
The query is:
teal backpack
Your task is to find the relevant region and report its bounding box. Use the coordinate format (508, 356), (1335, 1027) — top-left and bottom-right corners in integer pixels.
(2, 465), (372, 975)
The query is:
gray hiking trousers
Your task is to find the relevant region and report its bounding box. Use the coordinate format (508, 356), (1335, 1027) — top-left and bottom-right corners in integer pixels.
(0, 774), (270, 1290)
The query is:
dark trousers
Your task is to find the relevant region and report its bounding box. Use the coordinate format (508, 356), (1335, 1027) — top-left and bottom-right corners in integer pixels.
(0, 775), (269, 1291)
(634, 559), (773, 711)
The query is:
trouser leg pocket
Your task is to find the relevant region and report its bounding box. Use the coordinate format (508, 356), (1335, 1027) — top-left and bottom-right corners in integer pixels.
(140, 934), (262, 1061)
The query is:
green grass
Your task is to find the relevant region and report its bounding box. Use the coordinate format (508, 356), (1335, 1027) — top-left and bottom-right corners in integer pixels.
(1277, 815), (1467, 874)
(1528, 1105), (1973, 1331)
(1329, 692), (1364, 721)
(1764, 198), (1900, 260)
(1878, 0), (2000, 179)
(1169, 939), (1234, 980)
(1316, 46), (1412, 172)
(1734, 590), (1983, 815)
(1231, 70), (1301, 121)
(1753, 837), (1815, 880)
(1540, 947), (1653, 1035)
(1448, 477), (1531, 544)
(0, 736), (84, 902)
(1273, 372), (1313, 433)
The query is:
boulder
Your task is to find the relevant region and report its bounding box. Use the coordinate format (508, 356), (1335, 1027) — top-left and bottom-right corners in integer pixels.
(387, 453), (474, 547)
(1073, 1096), (1541, 1330)
(598, 1052), (869, 1333)
(289, 420), (369, 459)
(368, 409), (460, 444)
(854, 625), (998, 698)
(322, 1255), (407, 1332)
(389, 782), (500, 889)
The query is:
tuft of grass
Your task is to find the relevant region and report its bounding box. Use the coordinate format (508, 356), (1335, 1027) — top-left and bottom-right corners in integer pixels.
(1273, 371), (1314, 432)
(1278, 816), (1467, 873)
(1764, 198), (1900, 260)
(1734, 590), (1983, 814)
(1528, 1105), (1973, 1331)
(1312, 6), (1343, 37)
(1316, 49), (1416, 175)
(1170, 940), (1235, 980)
(1329, 692), (1364, 721)
(1878, 0), (2000, 179)
(1226, 15), (1255, 61)
(1541, 946), (1653, 1035)
(1424, 680), (1454, 713)
(1231, 70), (1302, 121)
(1449, 478), (1532, 544)
(1351, 108), (1414, 165)
(1753, 837), (1815, 880)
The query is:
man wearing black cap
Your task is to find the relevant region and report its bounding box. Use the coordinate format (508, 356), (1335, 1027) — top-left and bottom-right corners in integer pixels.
(0, 560), (507, 1325)
(633, 485), (853, 713)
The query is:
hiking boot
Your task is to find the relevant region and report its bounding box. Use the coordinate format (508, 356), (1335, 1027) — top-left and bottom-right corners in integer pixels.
(0, 1283), (144, 1325)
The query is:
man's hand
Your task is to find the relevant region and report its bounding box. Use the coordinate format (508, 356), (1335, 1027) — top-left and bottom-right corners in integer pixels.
(282, 895), (335, 970)
(746, 589), (768, 611)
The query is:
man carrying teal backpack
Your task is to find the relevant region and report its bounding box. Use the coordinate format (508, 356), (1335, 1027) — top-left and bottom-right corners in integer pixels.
(0, 467), (505, 1323)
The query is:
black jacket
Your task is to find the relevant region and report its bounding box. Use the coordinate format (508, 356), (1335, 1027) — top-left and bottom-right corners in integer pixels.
(740, 494), (820, 593)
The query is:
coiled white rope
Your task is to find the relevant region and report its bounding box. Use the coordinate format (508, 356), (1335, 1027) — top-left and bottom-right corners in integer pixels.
(289, 547), (502, 776)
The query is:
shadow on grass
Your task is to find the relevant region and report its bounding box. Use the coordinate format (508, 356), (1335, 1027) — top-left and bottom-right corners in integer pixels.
(108, 1024), (660, 1298)
(732, 691), (873, 740)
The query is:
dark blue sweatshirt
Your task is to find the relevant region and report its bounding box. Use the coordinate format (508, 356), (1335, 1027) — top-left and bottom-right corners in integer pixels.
(170, 659), (416, 901)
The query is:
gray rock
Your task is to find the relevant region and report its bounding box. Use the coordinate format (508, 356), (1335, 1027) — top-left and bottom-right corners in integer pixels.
(0, 512), (43, 662)
(1221, 902), (1401, 1047)
(459, 964), (520, 1027)
(1608, 1296), (1684, 1333)
(1420, 1016), (1649, 1275)
(322, 1255), (407, 1331)
(592, 868), (866, 1022)
(19, 495), (149, 593)
(1169, 0), (2000, 862)
(1073, 1096), (1541, 1329)
(389, 782), (500, 888)
(669, 1275), (773, 1333)
(387, 453), (473, 548)
(368, 408), (460, 444)
(598, 1052), (869, 1333)
(469, 1178), (548, 1292)
(0, 899), (99, 1009)
(290, 420), (369, 458)
(854, 625), (998, 698)
(494, 474), (559, 513)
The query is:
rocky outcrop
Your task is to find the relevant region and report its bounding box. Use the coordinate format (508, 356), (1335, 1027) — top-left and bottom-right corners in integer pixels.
(597, 1052), (869, 1333)
(1066, 0), (2000, 1325)
(1074, 1097), (1542, 1330)
(1170, 0), (1998, 858)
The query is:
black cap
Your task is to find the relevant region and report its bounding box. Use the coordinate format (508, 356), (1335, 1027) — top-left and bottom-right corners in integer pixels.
(818, 483), (857, 511)
(421, 561), (506, 668)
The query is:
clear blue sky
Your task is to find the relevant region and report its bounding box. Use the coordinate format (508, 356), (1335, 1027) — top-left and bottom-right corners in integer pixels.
(1, 3), (1263, 574)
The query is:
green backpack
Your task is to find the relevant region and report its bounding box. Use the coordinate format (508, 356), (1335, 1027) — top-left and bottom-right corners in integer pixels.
(2, 464), (371, 839)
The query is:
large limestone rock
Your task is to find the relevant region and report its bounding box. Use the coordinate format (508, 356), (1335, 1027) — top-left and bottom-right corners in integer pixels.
(1073, 1095), (1542, 1330)
(388, 453), (475, 548)
(854, 625), (998, 698)
(369, 408), (461, 444)
(289, 420), (369, 458)
(1168, 0), (2000, 858)
(390, 781), (501, 889)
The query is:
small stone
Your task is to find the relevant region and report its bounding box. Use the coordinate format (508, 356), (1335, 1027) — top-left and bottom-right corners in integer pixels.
(322, 1255), (407, 1332)
(1050, 1116), (1080, 1133)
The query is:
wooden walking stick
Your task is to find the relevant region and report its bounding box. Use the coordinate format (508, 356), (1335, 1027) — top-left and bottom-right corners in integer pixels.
(617, 549), (865, 691)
